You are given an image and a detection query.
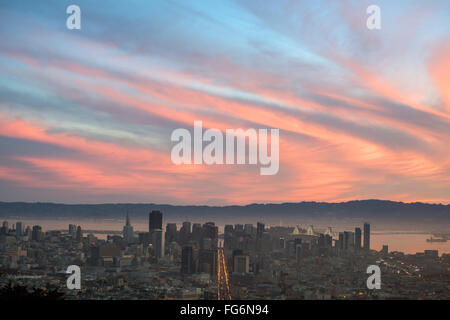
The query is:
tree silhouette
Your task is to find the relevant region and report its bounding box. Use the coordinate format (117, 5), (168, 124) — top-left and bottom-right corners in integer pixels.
(0, 283), (65, 300)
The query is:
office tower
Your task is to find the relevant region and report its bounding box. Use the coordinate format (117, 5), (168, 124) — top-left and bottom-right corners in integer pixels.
(149, 210), (163, 232)
(202, 223), (218, 249)
(364, 222), (370, 250)
(192, 223), (202, 242)
(76, 226), (82, 241)
(325, 234), (333, 248)
(199, 249), (217, 275)
(256, 222), (265, 239)
(261, 231), (271, 252)
(233, 255), (250, 274)
(234, 224), (244, 233)
(25, 226), (31, 237)
(165, 223), (177, 243)
(15, 221), (23, 238)
(0, 223), (6, 235)
(123, 212), (134, 242)
(244, 224), (254, 235)
(180, 221), (191, 234)
(138, 232), (151, 246)
(381, 245), (388, 255)
(224, 225), (234, 249)
(343, 231), (354, 251)
(202, 238), (213, 250)
(152, 229), (165, 259)
(224, 224), (234, 234)
(68, 224), (77, 237)
(181, 245), (198, 274)
(338, 232), (344, 250)
(32, 225), (43, 241)
(355, 227), (362, 250)
(179, 221), (191, 244)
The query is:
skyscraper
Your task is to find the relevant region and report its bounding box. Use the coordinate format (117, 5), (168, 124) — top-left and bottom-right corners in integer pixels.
(355, 227), (362, 250)
(244, 224), (253, 235)
(123, 211), (134, 242)
(364, 222), (370, 251)
(256, 222), (265, 239)
(338, 232), (344, 250)
(76, 226), (82, 241)
(233, 255), (250, 274)
(179, 221), (191, 244)
(149, 210), (163, 232)
(165, 223), (177, 243)
(181, 245), (198, 274)
(32, 225), (43, 241)
(181, 221), (191, 234)
(192, 223), (202, 242)
(152, 229), (165, 260)
(68, 224), (76, 237)
(343, 231), (355, 251)
(16, 221), (23, 238)
(202, 222), (218, 249)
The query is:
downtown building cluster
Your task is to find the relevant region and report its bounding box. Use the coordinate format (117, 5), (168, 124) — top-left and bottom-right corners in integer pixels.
(0, 214), (449, 300)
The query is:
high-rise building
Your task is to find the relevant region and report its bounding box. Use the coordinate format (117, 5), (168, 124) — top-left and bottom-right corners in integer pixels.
(364, 222), (370, 250)
(199, 249), (217, 275)
(179, 221), (191, 244)
(181, 245), (198, 274)
(76, 226), (82, 241)
(256, 222), (265, 239)
(224, 224), (234, 235)
(234, 224), (244, 233)
(165, 223), (177, 243)
(149, 210), (163, 232)
(202, 223), (218, 249)
(338, 232), (344, 250)
(343, 231), (354, 251)
(325, 234), (333, 248)
(123, 211), (134, 242)
(32, 225), (43, 241)
(68, 224), (77, 237)
(243, 224), (252, 235)
(192, 223), (202, 242)
(233, 255), (250, 274)
(151, 229), (165, 260)
(16, 221), (23, 238)
(355, 227), (362, 250)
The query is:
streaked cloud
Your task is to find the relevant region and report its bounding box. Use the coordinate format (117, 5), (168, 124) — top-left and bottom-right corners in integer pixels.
(0, 0), (449, 204)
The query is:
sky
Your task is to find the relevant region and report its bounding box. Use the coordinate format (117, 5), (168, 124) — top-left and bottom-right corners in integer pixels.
(0, 0), (449, 205)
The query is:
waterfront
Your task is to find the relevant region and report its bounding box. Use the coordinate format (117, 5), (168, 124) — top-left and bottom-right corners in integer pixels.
(3, 218), (449, 254)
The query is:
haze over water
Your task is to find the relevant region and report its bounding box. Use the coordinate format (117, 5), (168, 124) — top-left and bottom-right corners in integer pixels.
(5, 218), (449, 255)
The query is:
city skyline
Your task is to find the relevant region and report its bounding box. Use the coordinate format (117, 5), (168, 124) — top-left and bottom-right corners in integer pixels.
(0, 1), (450, 205)
(1, 209), (448, 300)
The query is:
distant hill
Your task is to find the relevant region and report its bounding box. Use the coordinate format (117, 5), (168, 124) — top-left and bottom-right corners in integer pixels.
(0, 200), (448, 224)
